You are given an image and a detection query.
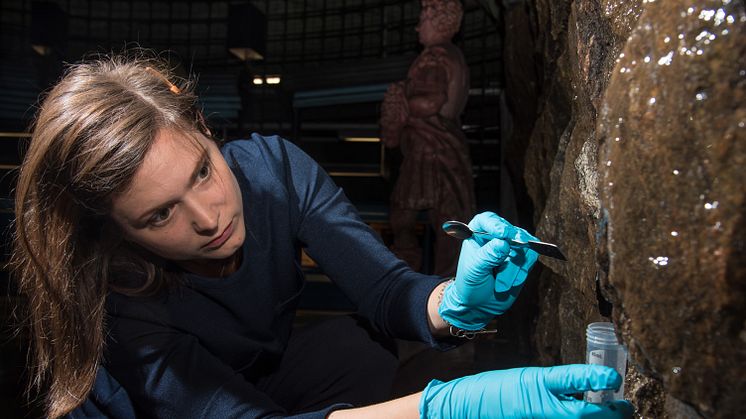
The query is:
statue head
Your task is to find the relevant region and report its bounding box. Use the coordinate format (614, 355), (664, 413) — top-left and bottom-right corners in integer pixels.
(417, 0), (463, 46)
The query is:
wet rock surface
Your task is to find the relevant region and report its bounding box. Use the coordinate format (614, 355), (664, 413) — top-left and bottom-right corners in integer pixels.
(502, 0), (744, 417)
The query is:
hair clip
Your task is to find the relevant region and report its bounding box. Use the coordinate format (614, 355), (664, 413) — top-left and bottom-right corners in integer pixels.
(144, 66), (181, 95)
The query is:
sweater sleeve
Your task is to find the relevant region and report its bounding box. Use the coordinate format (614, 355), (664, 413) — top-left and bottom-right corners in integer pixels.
(105, 314), (350, 419)
(270, 137), (448, 346)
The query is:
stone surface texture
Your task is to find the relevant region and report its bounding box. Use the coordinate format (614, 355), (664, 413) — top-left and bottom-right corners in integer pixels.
(502, 0), (744, 417)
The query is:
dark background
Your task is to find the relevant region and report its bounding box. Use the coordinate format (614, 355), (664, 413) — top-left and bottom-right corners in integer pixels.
(0, 1), (527, 417)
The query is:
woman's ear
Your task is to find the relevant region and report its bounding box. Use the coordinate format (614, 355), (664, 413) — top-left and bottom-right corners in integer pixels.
(100, 218), (127, 245)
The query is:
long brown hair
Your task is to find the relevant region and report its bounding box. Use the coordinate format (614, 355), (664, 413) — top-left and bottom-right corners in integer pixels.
(11, 51), (209, 417)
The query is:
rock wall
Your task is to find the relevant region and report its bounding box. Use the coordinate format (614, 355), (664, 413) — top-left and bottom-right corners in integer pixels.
(501, 0), (745, 417)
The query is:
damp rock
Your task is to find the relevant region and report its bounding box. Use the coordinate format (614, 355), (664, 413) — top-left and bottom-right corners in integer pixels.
(599, 0), (745, 416)
(502, 0), (745, 417)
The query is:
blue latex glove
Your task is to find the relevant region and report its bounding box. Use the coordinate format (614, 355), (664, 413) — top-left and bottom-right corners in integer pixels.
(419, 365), (634, 419)
(439, 212), (539, 330)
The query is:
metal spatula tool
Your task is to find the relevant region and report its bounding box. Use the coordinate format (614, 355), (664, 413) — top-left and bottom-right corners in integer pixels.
(442, 220), (567, 261)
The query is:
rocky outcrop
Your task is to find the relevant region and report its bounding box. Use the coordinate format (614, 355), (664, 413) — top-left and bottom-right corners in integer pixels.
(502, 0), (745, 417)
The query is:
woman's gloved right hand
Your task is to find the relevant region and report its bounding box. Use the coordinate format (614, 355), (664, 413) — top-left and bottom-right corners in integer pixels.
(419, 364), (633, 419)
(439, 212), (539, 331)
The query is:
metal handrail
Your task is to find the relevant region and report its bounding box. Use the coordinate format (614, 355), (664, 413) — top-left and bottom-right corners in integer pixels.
(0, 132), (31, 138)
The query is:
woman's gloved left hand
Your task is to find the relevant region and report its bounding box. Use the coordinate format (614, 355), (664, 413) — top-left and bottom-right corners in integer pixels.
(419, 365), (634, 419)
(439, 212), (539, 331)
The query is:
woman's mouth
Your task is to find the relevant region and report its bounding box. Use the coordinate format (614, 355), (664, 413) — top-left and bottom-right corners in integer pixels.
(204, 221), (234, 250)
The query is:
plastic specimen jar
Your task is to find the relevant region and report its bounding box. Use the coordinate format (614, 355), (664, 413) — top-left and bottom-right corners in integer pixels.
(585, 322), (627, 403)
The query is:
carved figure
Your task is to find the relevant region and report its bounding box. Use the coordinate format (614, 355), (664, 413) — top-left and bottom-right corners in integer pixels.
(380, 0), (476, 276)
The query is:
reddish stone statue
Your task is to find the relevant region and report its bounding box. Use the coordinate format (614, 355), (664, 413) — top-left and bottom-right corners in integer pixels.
(380, 0), (476, 276)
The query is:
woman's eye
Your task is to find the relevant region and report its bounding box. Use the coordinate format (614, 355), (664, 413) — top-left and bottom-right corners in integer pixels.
(150, 207), (171, 224)
(198, 163), (211, 179)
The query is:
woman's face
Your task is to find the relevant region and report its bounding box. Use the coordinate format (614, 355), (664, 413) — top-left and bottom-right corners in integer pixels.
(111, 128), (245, 276)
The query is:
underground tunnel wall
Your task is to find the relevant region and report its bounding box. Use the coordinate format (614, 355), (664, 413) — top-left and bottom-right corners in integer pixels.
(500, 0), (745, 417)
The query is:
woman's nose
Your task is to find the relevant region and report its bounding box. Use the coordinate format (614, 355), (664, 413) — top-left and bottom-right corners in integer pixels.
(188, 198), (219, 234)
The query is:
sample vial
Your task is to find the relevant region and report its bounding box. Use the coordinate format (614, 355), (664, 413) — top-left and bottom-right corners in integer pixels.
(585, 322), (627, 403)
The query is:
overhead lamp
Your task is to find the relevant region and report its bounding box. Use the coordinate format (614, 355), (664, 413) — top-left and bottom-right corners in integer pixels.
(265, 75), (281, 85)
(30, 1), (67, 56)
(227, 2), (267, 61)
(32, 45), (52, 56)
(252, 76), (264, 85)
(343, 137), (380, 143)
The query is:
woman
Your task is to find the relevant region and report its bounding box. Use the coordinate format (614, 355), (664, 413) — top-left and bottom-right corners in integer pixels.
(13, 52), (632, 418)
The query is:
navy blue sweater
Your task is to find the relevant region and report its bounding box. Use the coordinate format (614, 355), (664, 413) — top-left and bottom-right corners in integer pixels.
(101, 135), (446, 418)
